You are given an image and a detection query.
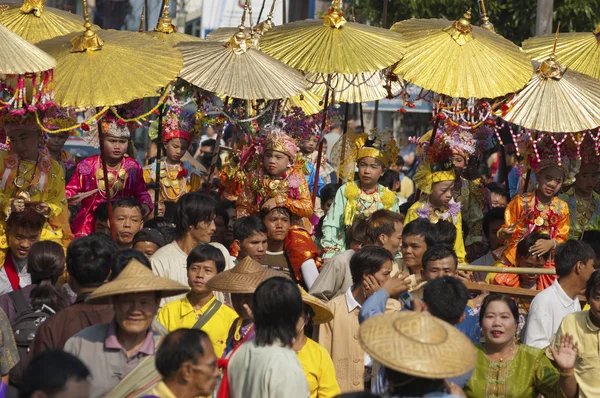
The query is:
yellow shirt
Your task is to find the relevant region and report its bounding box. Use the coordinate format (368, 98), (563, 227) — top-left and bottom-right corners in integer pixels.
(148, 381), (177, 398)
(157, 294), (238, 358)
(297, 338), (341, 398)
(549, 310), (600, 398)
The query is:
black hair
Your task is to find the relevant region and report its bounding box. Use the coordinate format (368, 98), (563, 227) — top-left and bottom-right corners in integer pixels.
(398, 200), (414, 217)
(233, 216), (267, 242)
(350, 246), (395, 285)
(112, 196), (143, 216)
(253, 277), (302, 347)
(435, 220), (456, 249)
(201, 138), (216, 149)
(395, 156), (405, 167)
(132, 228), (166, 248)
(187, 244), (226, 273)
(155, 329), (211, 379)
(487, 182), (510, 202)
(483, 206), (506, 236)
(66, 233), (117, 287)
(421, 245), (458, 271)
(94, 201), (110, 223)
(402, 218), (437, 247)
(174, 193), (217, 239)
(19, 350), (90, 398)
(423, 276), (468, 324)
(365, 209), (403, 245)
(346, 217), (369, 245)
(320, 183), (340, 206)
(479, 293), (519, 325)
(144, 217), (177, 244)
(215, 203), (230, 227)
(27, 241), (71, 312)
(516, 232), (551, 261)
(582, 230), (600, 257)
(109, 249), (152, 281)
(585, 269), (600, 301)
(259, 206), (292, 221)
(145, 181), (159, 191)
(378, 169), (400, 191)
(383, 368), (446, 396)
(555, 240), (596, 278)
(6, 206), (45, 234)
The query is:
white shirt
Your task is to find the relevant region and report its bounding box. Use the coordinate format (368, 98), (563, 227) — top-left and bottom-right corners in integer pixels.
(0, 256), (31, 295)
(151, 241), (234, 305)
(523, 279), (581, 349)
(345, 287), (372, 367)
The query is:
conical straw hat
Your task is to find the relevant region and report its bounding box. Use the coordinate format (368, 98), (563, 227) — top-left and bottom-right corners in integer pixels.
(0, 0), (98, 43)
(523, 25), (600, 80)
(300, 287), (333, 325)
(206, 256), (284, 294)
(359, 311), (476, 379)
(0, 23), (55, 74)
(87, 259), (189, 304)
(391, 11), (532, 99)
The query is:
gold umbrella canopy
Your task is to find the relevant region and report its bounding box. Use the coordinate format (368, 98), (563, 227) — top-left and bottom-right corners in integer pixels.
(176, 28), (306, 100)
(0, 22), (55, 74)
(499, 54), (600, 133)
(523, 25), (600, 80)
(259, 1), (405, 75)
(0, 0), (98, 43)
(143, 0), (204, 45)
(36, 6), (183, 107)
(391, 10), (533, 99)
(306, 71), (403, 103)
(286, 90), (322, 115)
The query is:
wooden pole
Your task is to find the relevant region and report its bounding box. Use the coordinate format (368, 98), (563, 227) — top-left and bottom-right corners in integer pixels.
(97, 122), (116, 241)
(338, 103), (350, 184)
(206, 96), (229, 193)
(458, 264), (556, 275)
(312, 75), (332, 205)
(153, 103), (164, 217)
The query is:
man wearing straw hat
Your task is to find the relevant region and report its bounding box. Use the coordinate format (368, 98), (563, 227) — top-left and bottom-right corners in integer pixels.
(64, 259), (189, 398)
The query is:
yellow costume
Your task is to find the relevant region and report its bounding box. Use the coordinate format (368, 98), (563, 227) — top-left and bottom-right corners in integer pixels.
(143, 160), (202, 202)
(0, 150), (69, 247)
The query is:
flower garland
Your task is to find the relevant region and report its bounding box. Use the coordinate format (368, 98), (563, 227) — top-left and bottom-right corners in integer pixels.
(343, 181), (396, 226)
(415, 199), (462, 224)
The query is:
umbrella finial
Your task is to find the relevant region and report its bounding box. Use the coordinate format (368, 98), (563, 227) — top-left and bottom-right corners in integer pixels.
(70, 0), (103, 52)
(442, 9), (473, 45)
(479, 0), (494, 31)
(256, 0), (277, 36)
(538, 25), (566, 80)
(323, 0), (346, 28)
(228, 1), (249, 54)
(593, 23), (600, 36)
(20, 0), (44, 18)
(551, 23), (561, 55)
(456, 9), (472, 33)
(138, 6), (145, 32)
(155, 0), (176, 34)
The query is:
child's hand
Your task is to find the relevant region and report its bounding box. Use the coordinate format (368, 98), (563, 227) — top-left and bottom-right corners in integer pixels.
(497, 226), (515, 241)
(530, 238), (555, 257)
(261, 198), (278, 212)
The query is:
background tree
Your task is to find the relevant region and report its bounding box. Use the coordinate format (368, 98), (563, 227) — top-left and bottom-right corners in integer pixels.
(345, 0), (600, 45)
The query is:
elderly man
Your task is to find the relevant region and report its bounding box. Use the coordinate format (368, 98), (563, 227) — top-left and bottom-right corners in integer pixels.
(64, 259), (189, 397)
(150, 329), (219, 398)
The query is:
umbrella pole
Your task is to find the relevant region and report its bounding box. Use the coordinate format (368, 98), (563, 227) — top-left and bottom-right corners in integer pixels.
(97, 121), (116, 241)
(312, 75), (332, 205)
(414, 116), (441, 202)
(206, 96), (229, 194)
(499, 143), (510, 189)
(154, 103), (164, 217)
(338, 103), (350, 184)
(359, 103), (364, 130)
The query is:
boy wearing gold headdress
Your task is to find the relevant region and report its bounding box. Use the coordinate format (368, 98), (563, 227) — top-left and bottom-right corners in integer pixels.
(0, 112), (68, 248)
(321, 131), (400, 259)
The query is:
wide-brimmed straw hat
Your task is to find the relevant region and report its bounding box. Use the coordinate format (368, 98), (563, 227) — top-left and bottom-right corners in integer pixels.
(206, 256), (283, 294)
(87, 259), (189, 304)
(359, 311), (476, 379)
(300, 288), (333, 325)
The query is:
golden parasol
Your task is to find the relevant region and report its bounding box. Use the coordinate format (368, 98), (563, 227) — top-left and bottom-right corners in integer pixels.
(391, 10), (532, 99)
(143, 0), (203, 45)
(175, 26), (305, 100)
(0, 22), (55, 74)
(499, 49), (600, 133)
(522, 25), (600, 80)
(0, 0), (98, 43)
(36, 7), (182, 107)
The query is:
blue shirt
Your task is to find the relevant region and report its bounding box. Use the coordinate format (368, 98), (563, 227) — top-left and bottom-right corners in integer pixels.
(304, 160), (326, 197)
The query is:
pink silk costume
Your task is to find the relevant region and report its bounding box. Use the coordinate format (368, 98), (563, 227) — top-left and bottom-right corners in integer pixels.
(499, 192), (569, 289)
(65, 155), (153, 238)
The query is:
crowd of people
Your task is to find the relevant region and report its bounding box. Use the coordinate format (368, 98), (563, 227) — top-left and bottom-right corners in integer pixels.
(0, 102), (599, 398)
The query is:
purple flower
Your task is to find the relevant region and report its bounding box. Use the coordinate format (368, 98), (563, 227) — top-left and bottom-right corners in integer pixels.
(415, 203), (430, 219)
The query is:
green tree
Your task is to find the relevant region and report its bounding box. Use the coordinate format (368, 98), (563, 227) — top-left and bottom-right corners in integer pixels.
(345, 0), (600, 45)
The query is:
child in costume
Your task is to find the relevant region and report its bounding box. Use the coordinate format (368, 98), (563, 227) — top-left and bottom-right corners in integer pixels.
(404, 140), (467, 264)
(496, 138), (571, 289)
(558, 138), (600, 240)
(43, 107), (78, 181)
(0, 112), (69, 248)
(66, 105), (153, 238)
(143, 103), (202, 203)
(321, 129), (400, 259)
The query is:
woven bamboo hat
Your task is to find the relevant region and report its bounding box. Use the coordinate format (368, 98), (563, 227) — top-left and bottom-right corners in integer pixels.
(359, 311), (476, 379)
(86, 259), (189, 303)
(300, 288), (333, 325)
(206, 256), (283, 294)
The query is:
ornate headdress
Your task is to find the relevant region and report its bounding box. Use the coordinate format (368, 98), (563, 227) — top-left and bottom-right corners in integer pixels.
(357, 128), (400, 168)
(264, 128), (298, 159)
(42, 106), (77, 132)
(411, 129), (456, 194)
(100, 100), (144, 139)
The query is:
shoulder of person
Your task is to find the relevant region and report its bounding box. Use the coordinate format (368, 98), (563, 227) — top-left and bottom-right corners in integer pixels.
(68, 322), (110, 344)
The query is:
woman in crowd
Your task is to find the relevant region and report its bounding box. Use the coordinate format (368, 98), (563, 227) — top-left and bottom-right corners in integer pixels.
(464, 294), (578, 398)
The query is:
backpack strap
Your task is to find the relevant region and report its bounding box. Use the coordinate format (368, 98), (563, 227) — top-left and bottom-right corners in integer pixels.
(9, 289), (29, 316)
(192, 300), (222, 330)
